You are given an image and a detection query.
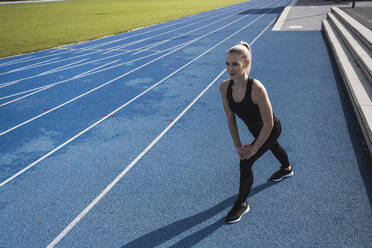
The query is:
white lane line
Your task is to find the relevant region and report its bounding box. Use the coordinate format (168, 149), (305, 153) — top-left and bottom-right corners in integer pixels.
(0, 85), (53, 101)
(0, 50), (71, 68)
(0, 1), (251, 88)
(0, 59), (120, 106)
(0, 57), (62, 76)
(0, 61), (115, 104)
(0, 55), (35, 67)
(0, 52), (133, 89)
(68, 59), (120, 79)
(0, 85), (56, 106)
(0, 39), (202, 105)
(46, 68), (227, 248)
(75, 0), (250, 52)
(99, 0), (261, 55)
(37, 58), (89, 76)
(100, 4), (248, 55)
(0, 50), (100, 76)
(13, 1), (243, 71)
(0, 40), (191, 104)
(0, 1), (272, 135)
(0, 0), (278, 188)
(0, 79), (22, 89)
(131, 10), (237, 56)
(0, 0), (249, 68)
(46, 14), (280, 246)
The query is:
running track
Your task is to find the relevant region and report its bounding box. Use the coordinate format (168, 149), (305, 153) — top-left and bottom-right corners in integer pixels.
(1, 0), (371, 247)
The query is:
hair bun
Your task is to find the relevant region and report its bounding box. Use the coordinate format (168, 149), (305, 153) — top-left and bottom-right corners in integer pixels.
(239, 41), (250, 51)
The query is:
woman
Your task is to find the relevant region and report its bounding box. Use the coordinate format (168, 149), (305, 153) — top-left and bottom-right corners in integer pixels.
(219, 42), (293, 224)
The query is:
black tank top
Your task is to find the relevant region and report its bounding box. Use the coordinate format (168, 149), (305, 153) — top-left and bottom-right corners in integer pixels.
(227, 77), (277, 137)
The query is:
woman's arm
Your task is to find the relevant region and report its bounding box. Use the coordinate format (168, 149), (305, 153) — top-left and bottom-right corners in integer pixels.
(219, 81), (251, 160)
(248, 80), (274, 155)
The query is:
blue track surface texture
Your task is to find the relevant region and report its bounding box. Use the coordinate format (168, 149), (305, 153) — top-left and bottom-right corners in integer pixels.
(0, 0), (371, 247)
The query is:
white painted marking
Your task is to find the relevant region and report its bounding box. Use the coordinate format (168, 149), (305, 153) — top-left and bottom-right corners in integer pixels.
(38, 58), (89, 76)
(76, 5), (242, 55)
(0, 43), (185, 104)
(0, 58), (120, 105)
(0, 0), (252, 88)
(46, 68), (227, 248)
(131, 11), (239, 55)
(79, 0), (249, 52)
(0, 0), (277, 190)
(0, 85), (54, 107)
(0, 1), (272, 135)
(0, 50), (71, 68)
(0, 57), (61, 75)
(0, 56), (34, 67)
(46, 13), (280, 246)
(289, 25), (303, 29)
(0, 85), (52, 101)
(99, 0), (262, 55)
(69, 59), (120, 79)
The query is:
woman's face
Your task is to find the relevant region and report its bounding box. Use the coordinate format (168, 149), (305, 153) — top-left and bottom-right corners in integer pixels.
(226, 52), (249, 79)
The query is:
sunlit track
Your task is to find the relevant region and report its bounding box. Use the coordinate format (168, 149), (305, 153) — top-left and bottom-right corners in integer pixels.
(37, 58), (89, 76)
(0, 55), (35, 67)
(68, 0), (251, 53)
(0, 0), (278, 188)
(130, 10), (239, 56)
(0, 1), (253, 89)
(0, 85), (53, 101)
(0, 2), (247, 68)
(99, 3), (252, 55)
(0, 40), (194, 102)
(2, 1), (370, 248)
(0, 59), (121, 102)
(0, 50), (72, 68)
(0, 3), (255, 89)
(0, 37), (207, 102)
(46, 7), (283, 247)
(0, 57), (63, 76)
(0, 0), (270, 106)
(0, 1), (248, 75)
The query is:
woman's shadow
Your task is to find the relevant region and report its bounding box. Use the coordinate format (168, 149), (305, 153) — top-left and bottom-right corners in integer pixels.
(122, 181), (276, 248)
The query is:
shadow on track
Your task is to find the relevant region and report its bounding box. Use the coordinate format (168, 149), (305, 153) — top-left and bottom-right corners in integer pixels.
(239, 7), (285, 15)
(121, 181), (276, 248)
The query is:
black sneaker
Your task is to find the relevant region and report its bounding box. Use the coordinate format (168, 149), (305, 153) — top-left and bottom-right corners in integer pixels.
(270, 168), (294, 182)
(225, 201), (250, 224)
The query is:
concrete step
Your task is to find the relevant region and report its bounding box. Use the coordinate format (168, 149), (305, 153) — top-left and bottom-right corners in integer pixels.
(331, 7), (372, 51)
(322, 19), (372, 155)
(327, 12), (372, 84)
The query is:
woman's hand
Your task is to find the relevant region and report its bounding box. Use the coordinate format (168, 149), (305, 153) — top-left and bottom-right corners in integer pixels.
(244, 144), (258, 158)
(235, 145), (252, 160)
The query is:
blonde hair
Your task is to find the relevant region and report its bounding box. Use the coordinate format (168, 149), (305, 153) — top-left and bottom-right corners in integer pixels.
(227, 41), (252, 74)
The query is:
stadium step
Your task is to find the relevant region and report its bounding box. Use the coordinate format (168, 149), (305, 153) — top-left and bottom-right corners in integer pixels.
(322, 7), (372, 156)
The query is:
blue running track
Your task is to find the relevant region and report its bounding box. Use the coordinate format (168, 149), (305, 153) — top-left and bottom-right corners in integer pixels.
(0, 0), (371, 247)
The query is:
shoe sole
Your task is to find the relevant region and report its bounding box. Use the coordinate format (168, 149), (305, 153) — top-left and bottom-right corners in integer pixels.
(271, 170), (294, 182)
(226, 205), (250, 224)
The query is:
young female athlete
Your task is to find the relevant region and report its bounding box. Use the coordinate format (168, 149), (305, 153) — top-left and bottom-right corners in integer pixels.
(219, 42), (293, 223)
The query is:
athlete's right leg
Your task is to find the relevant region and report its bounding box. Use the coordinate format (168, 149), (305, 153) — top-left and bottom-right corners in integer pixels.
(269, 141), (293, 181)
(270, 141), (290, 169)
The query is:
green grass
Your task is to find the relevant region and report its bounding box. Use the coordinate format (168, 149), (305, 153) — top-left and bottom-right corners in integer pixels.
(0, 0), (246, 58)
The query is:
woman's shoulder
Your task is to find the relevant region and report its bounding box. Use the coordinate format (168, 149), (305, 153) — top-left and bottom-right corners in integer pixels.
(251, 78), (265, 91)
(219, 79), (231, 93)
(251, 78), (268, 103)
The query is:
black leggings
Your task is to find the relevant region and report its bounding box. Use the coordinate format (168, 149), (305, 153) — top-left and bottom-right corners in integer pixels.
(237, 119), (290, 202)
